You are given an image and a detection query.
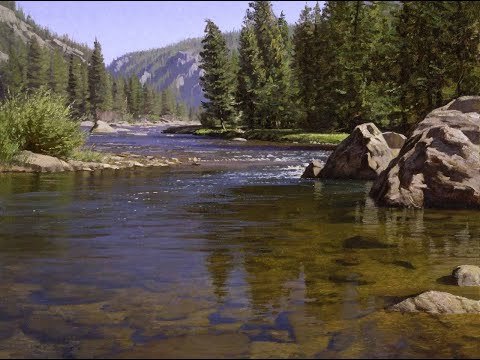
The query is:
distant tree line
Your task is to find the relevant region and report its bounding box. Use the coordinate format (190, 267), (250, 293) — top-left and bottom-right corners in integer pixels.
(0, 37), (193, 123)
(0, 0), (195, 123)
(199, 1), (480, 134)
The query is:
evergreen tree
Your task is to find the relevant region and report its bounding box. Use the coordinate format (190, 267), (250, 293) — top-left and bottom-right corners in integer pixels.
(292, 4), (315, 128)
(237, 14), (266, 129)
(160, 87), (175, 116)
(48, 48), (68, 97)
(199, 19), (235, 130)
(126, 75), (142, 116)
(26, 36), (47, 92)
(78, 61), (90, 116)
(87, 38), (107, 126)
(1, 30), (27, 95)
(67, 54), (79, 114)
(112, 77), (127, 114)
(102, 72), (113, 111)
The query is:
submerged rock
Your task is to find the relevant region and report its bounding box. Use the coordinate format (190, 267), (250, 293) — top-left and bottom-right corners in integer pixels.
(392, 260), (416, 270)
(343, 235), (397, 249)
(452, 265), (480, 286)
(371, 97), (480, 208)
(318, 123), (394, 180)
(301, 160), (323, 179)
(388, 291), (480, 314)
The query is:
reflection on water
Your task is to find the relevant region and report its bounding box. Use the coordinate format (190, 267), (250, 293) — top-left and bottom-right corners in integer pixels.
(0, 131), (480, 358)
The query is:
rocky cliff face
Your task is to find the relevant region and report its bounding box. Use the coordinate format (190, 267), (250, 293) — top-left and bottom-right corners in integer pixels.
(0, 4), (89, 62)
(108, 32), (239, 109)
(108, 41), (206, 108)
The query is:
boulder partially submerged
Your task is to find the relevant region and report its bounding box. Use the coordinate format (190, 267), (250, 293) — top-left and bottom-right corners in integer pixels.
(318, 123), (395, 180)
(452, 265), (480, 287)
(370, 96), (480, 208)
(301, 160), (323, 179)
(388, 291), (480, 314)
(91, 120), (117, 134)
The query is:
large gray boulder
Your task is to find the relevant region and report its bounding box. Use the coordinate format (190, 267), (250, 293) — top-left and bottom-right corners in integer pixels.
(91, 121), (117, 134)
(371, 97), (480, 208)
(452, 265), (480, 286)
(388, 291), (480, 314)
(318, 123), (395, 180)
(13, 151), (73, 172)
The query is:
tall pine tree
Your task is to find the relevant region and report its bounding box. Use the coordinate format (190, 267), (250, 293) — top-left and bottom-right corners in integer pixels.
(199, 19), (235, 130)
(87, 38), (107, 127)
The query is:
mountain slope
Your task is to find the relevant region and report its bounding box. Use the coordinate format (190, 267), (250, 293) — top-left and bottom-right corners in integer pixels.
(0, 2), (90, 62)
(108, 32), (240, 108)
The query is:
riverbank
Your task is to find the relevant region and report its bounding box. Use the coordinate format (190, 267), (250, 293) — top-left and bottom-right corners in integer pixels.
(163, 125), (347, 148)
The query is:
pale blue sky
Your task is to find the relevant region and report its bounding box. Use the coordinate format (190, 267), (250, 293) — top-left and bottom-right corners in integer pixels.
(17, 1), (321, 64)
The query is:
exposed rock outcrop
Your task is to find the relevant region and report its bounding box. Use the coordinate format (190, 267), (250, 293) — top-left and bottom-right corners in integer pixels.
(452, 265), (480, 287)
(12, 150), (73, 172)
(0, 5), (87, 62)
(301, 160), (323, 179)
(388, 291), (480, 314)
(91, 121), (117, 134)
(370, 96), (480, 208)
(318, 123), (395, 180)
(382, 132), (406, 150)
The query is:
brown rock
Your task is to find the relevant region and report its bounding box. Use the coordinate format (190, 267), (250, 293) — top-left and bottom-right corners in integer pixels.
(388, 291), (480, 314)
(319, 123), (394, 180)
(382, 132), (406, 150)
(370, 103), (480, 208)
(452, 265), (480, 286)
(301, 160), (323, 179)
(13, 151), (73, 172)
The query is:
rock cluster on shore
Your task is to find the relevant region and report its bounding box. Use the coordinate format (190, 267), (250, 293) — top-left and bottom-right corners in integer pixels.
(0, 150), (189, 173)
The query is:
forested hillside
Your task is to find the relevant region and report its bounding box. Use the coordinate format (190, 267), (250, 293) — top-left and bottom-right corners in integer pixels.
(108, 32), (240, 108)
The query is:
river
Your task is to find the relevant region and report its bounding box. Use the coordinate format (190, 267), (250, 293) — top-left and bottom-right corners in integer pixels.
(0, 126), (479, 358)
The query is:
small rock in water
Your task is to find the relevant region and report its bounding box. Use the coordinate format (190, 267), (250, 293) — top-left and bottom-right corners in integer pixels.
(328, 273), (373, 286)
(452, 265), (480, 286)
(232, 137), (247, 142)
(343, 235), (397, 249)
(392, 260), (416, 270)
(334, 256), (361, 266)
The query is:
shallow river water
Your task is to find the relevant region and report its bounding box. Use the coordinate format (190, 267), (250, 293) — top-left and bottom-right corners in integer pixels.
(0, 126), (480, 358)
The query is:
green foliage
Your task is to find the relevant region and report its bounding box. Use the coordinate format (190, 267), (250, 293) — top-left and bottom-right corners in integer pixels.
(26, 36), (47, 92)
(0, 89), (85, 161)
(199, 19), (236, 129)
(70, 148), (105, 162)
(88, 38), (107, 119)
(236, 1), (293, 130)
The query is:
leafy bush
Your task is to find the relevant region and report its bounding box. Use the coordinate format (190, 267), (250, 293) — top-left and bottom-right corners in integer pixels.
(0, 90), (85, 162)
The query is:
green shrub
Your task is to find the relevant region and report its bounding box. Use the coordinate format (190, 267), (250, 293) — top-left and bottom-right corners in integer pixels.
(0, 90), (85, 161)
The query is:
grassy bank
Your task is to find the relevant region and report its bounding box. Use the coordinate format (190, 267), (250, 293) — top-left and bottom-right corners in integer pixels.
(190, 127), (348, 145)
